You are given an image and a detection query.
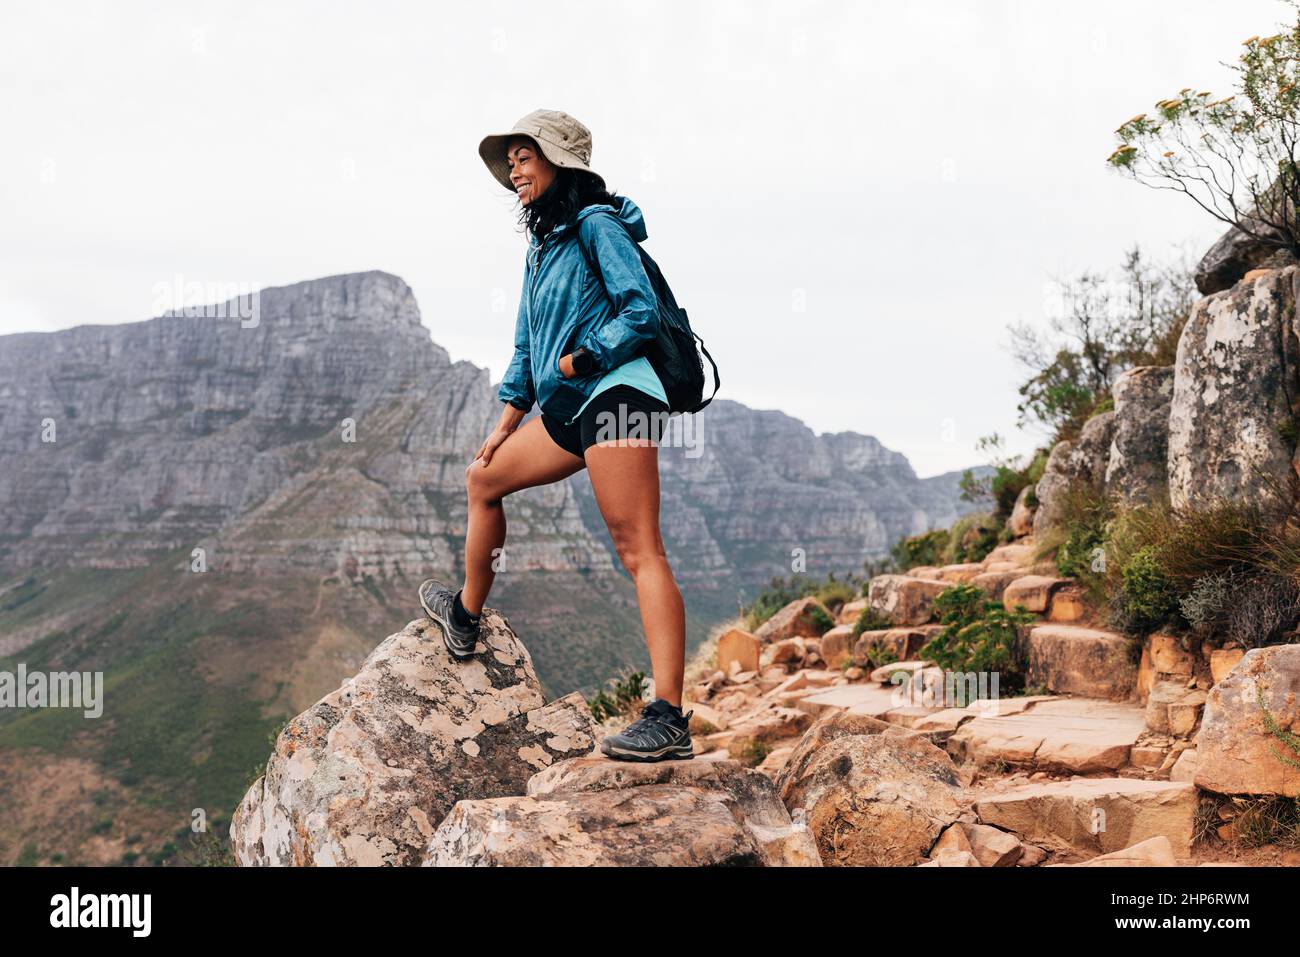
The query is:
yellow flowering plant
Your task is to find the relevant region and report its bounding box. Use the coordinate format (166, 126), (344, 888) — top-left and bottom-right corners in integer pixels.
(1108, 5), (1300, 256)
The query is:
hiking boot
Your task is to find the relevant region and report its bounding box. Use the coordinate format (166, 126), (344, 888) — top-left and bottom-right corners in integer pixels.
(600, 698), (695, 762)
(418, 578), (480, 660)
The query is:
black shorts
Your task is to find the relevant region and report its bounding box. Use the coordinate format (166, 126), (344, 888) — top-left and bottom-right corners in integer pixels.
(540, 384), (672, 459)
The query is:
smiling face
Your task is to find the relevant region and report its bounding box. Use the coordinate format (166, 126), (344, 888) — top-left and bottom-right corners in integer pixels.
(505, 135), (557, 206)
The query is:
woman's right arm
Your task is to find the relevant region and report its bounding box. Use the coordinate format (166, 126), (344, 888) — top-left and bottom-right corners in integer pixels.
(473, 402), (525, 467)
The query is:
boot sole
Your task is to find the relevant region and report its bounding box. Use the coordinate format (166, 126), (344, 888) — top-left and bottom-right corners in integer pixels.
(600, 741), (695, 762)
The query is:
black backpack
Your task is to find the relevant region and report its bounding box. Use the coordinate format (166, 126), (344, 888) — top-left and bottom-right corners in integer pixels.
(577, 226), (720, 415)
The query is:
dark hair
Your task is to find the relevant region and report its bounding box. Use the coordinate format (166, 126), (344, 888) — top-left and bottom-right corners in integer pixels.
(515, 163), (621, 243)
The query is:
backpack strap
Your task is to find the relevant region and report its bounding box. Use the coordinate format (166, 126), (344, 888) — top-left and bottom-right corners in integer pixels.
(689, 317), (722, 411)
(637, 247), (721, 411)
(577, 215), (721, 411)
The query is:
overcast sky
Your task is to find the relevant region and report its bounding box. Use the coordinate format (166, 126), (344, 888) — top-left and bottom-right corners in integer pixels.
(1, 0), (1286, 475)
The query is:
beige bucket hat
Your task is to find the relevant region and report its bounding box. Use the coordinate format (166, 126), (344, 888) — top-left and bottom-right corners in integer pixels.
(478, 108), (601, 193)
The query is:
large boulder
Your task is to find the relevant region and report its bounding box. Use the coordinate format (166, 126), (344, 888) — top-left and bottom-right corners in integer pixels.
(1105, 366), (1174, 506)
(524, 755), (820, 866)
(715, 627), (761, 674)
(1026, 624), (1138, 701)
(1008, 485), (1036, 538)
(230, 613), (598, 866)
(1195, 202), (1298, 296)
(1033, 411), (1116, 536)
(755, 597), (832, 643)
(774, 710), (964, 866)
(1168, 266), (1300, 510)
(424, 785), (765, 866)
(1194, 643), (1300, 797)
(866, 575), (948, 626)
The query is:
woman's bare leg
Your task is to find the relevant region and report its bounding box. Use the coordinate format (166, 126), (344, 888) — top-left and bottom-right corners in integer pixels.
(584, 437), (686, 707)
(461, 416), (586, 614)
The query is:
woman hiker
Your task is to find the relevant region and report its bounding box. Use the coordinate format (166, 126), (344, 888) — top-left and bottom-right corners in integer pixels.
(418, 109), (694, 763)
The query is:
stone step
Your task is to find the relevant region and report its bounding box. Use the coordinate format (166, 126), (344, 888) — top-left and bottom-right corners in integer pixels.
(866, 574), (948, 626)
(836, 597), (868, 626)
(1027, 624), (1138, 700)
(946, 697), (1146, 773)
(1002, 575), (1069, 613)
(972, 777), (1196, 858)
(934, 563), (984, 583)
(794, 683), (904, 718)
(852, 626), (941, 665)
(970, 569), (1022, 600)
(1046, 584), (1090, 623)
(982, 542), (1037, 568)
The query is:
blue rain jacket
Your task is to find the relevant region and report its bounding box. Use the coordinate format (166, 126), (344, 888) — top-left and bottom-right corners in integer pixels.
(497, 196), (660, 424)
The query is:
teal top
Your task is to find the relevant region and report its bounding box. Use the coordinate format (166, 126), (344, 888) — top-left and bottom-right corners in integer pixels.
(564, 355), (668, 425)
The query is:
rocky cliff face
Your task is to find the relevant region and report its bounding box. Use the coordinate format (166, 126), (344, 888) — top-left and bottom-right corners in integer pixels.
(1034, 261), (1300, 521)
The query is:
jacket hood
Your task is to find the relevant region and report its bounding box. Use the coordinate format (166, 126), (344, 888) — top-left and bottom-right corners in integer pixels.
(528, 195), (647, 248)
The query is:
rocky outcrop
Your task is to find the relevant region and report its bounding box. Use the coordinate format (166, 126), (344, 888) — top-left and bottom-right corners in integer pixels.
(1168, 266), (1300, 510)
(1008, 485), (1035, 538)
(1033, 412), (1115, 536)
(1195, 203), (1299, 296)
(519, 756), (820, 866)
(1106, 366), (1173, 506)
(774, 710), (964, 866)
(424, 749), (822, 868)
(230, 612), (597, 866)
(1194, 644), (1300, 797)
(425, 785), (766, 866)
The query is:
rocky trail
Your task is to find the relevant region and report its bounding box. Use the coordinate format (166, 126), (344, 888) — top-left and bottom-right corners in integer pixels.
(228, 534), (1300, 867)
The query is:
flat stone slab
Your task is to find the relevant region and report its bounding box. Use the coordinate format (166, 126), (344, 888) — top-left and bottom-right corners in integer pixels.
(1048, 835), (1178, 867)
(936, 563), (984, 583)
(946, 698), (1145, 773)
(982, 542), (1036, 567)
(795, 683), (911, 719)
(973, 778), (1196, 857)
